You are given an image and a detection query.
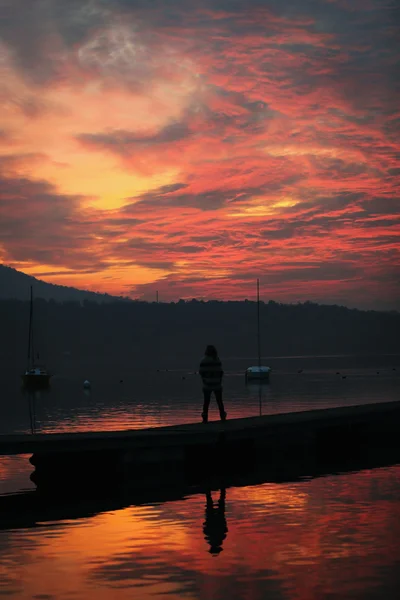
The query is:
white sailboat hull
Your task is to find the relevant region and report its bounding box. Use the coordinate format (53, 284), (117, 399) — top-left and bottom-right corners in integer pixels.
(245, 366), (271, 381)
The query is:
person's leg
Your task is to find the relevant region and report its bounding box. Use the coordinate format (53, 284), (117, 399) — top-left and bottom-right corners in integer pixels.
(215, 389), (226, 421)
(202, 389), (211, 423)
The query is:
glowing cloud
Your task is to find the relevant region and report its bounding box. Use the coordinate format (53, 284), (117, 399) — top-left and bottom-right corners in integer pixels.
(0, 0), (399, 309)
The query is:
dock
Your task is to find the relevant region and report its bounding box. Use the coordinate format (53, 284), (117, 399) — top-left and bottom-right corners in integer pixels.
(1, 400), (400, 489)
(1, 444), (400, 532)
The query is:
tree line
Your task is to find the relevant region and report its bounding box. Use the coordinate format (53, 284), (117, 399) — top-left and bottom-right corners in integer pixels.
(1, 298), (398, 370)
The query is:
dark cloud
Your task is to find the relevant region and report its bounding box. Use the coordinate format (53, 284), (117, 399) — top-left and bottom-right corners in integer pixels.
(2, 0), (398, 107)
(0, 153), (49, 171)
(121, 183), (239, 211)
(131, 259), (176, 269)
(76, 97), (282, 161)
(359, 197), (400, 215)
(123, 238), (201, 254)
(0, 0), (111, 84)
(358, 219), (399, 229)
(77, 122), (192, 153)
(123, 183), (283, 211)
(30, 269), (103, 277)
(0, 172), (106, 270)
(352, 235), (399, 248)
(258, 194), (399, 244)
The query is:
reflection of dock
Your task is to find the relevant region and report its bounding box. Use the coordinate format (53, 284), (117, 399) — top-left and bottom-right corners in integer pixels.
(0, 401), (399, 489)
(0, 441), (399, 532)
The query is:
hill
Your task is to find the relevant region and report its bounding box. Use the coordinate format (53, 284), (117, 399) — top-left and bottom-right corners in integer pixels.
(1, 265), (399, 370)
(0, 296), (399, 370)
(0, 264), (129, 303)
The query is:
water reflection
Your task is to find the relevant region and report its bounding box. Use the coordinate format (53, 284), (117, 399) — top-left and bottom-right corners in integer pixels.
(245, 382), (271, 416)
(1, 356), (399, 435)
(203, 489), (228, 555)
(0, 466), (399, 599)
(24, 390), (40, 434)
(0, 356), (399, 598)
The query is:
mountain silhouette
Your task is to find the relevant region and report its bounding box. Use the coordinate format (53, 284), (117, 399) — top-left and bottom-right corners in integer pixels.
(0, 264), (129, 303)
(0, 268), (398, 370)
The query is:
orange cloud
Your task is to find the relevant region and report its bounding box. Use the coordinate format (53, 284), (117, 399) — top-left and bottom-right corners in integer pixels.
(0, 0), (399, 309)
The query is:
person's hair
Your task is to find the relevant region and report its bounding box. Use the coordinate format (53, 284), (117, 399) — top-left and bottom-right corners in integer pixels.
(205, 344), (218, 358)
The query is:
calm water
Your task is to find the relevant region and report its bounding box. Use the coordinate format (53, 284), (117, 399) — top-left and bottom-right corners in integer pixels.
(1, 354), (399, 435)
(1, 354), (400, 599)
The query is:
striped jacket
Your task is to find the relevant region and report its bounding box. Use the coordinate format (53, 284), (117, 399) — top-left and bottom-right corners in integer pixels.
(199, 355), (224, 391)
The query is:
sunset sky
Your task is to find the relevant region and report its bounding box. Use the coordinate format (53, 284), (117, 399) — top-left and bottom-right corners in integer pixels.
(0, 0), (399, 309)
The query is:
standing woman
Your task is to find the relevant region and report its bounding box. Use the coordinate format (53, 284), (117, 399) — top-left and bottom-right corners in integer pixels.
(199, 345), (227, 423)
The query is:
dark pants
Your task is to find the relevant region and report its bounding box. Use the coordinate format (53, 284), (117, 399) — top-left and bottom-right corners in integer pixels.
(202, 389), (226, 421)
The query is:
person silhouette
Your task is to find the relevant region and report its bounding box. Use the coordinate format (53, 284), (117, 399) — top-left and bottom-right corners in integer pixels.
(203, 488), (228, 555)
(199, 345), (227, 423)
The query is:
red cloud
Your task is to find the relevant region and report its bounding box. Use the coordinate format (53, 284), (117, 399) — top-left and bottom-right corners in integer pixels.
(0, 1), (399, 309)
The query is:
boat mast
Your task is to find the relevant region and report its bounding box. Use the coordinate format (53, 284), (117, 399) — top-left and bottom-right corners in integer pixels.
(27, 285), (34, 370)
(257, 278), (261, 369)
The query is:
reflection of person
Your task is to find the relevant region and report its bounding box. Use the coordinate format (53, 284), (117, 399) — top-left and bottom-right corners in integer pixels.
(199, 345), (226, 424)
(203, 489), (228, 555)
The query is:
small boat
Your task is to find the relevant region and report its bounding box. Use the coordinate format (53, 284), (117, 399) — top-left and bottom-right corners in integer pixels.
(22, 366), (51, 389)
(245, 278), (271, 382)
(245, 365), (271, 381)
(22, 286), (51, 389)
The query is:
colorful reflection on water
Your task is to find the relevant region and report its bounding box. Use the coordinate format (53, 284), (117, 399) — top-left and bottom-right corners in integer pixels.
(0, 356), (399, 598)
(0, 466), (400, 599)
(1, 355), (399, 435)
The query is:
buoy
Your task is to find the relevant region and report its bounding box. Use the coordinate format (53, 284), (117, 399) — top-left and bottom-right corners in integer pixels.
(83, 380), (91, 389)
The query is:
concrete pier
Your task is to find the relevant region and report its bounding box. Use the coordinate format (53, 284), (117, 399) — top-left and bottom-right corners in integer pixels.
(1, 401), (399, 489)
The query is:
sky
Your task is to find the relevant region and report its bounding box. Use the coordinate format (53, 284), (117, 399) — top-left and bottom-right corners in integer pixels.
(0, 0), (399, 309)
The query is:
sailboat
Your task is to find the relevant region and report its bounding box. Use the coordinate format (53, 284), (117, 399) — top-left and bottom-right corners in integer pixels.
(245, 279), (271, 382)
(21, 286), (51, 389)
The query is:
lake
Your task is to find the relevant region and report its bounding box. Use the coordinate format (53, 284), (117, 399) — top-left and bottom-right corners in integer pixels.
(1, 354), (399, 599)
